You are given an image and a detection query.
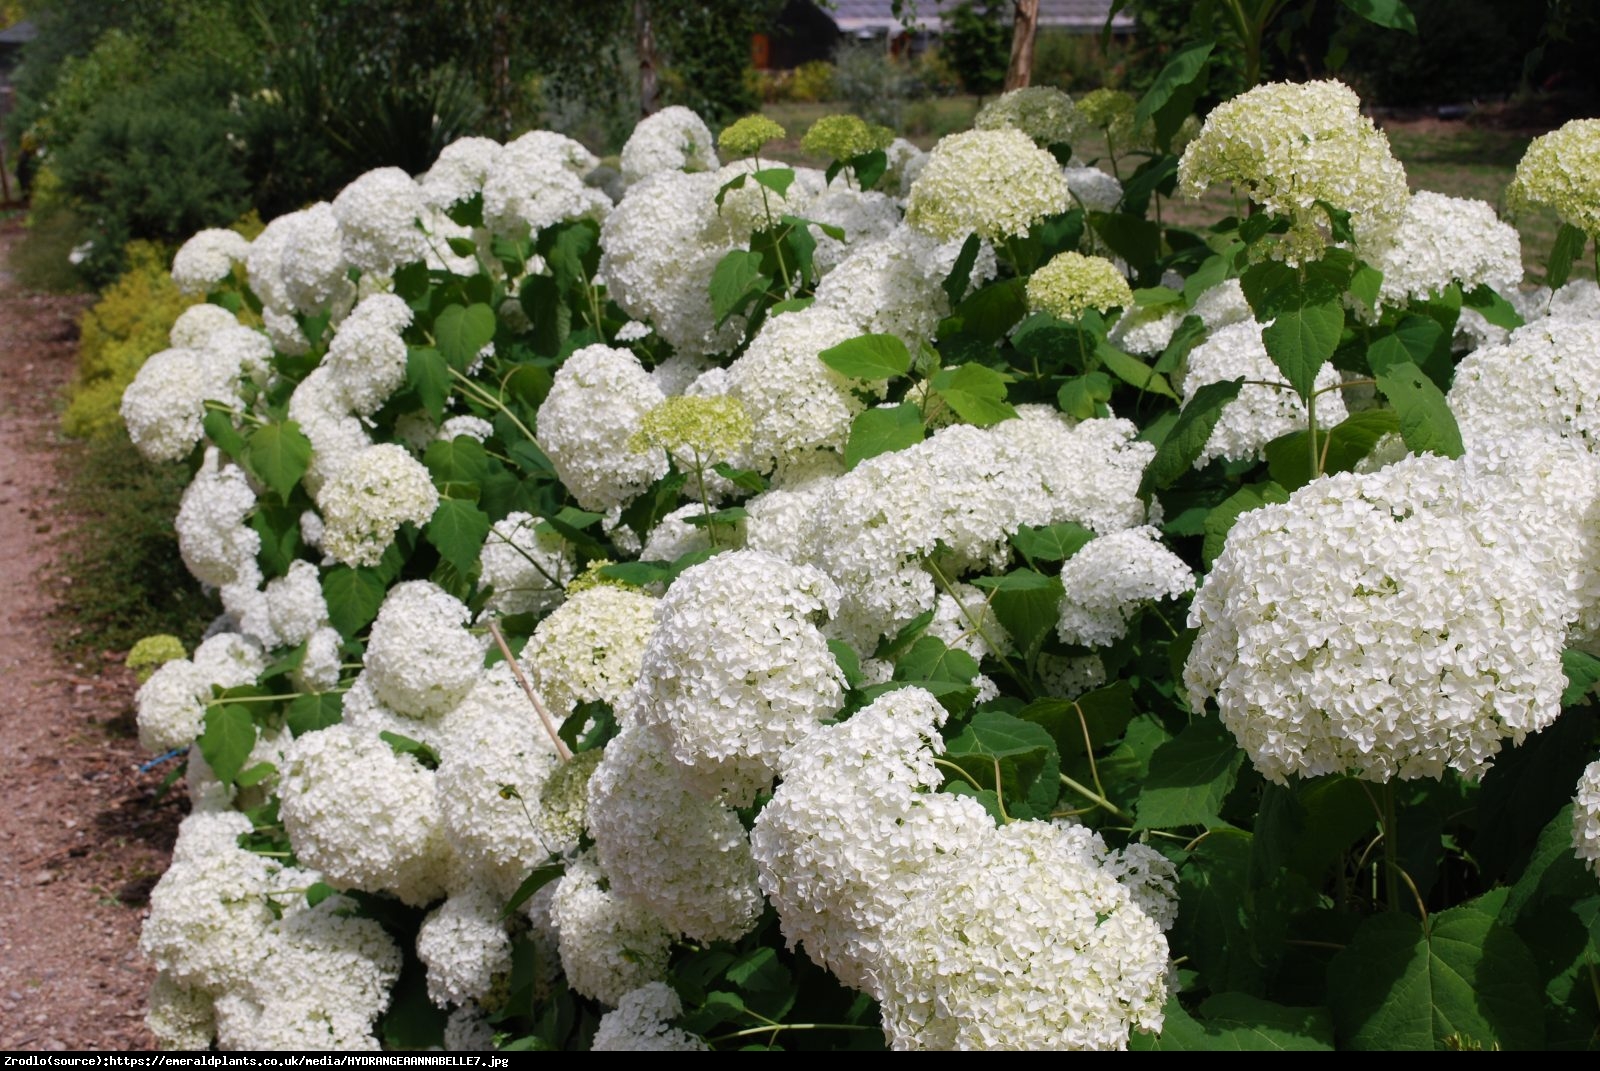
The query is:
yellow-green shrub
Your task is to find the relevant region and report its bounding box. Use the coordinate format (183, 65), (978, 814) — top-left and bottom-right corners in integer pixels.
(61, 240), (198, 439)
(789, 60), (835, 103)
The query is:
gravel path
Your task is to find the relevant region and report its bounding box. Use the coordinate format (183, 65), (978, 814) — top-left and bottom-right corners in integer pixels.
(0, 219), (180, 1051)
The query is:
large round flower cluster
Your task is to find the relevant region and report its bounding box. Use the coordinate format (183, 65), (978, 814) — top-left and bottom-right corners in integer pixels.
(905, 128), (1069, 242)
(1177, 79), (1408, 263)
(1186, 453), (1575, 783)
(1507, 118), (1600, 239)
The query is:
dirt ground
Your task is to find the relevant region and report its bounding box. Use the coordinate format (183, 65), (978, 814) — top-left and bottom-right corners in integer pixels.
(0, 217), (180, 1051)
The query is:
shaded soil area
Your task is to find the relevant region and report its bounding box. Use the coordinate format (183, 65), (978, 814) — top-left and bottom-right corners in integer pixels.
(0, 217), (181, 1051)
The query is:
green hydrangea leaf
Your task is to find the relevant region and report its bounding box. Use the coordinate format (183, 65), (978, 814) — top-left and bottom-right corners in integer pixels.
(1375, 359), (1463, 459)
(818, 333), (912, 380)
(434, 303), (497, 372)
(322, 566), (387, 639)
(197, 704), (256, 787)
(244, 420), (312, 502)
(426, 497), (490, 577)
(1135, 717), (1245, 830)
(1328, 905), (1544, 1050)
(844, 403), (925, 469)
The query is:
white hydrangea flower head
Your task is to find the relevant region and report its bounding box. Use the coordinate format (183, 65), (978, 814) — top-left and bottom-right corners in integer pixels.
(549, 853), (674, 1007)
(1056, 526), (1195, 647)
(169, 302), (243, 350)
(620, 105), (720, 188)
(1038, 652), (1108, 699)
(876, 820), (1170, 1051)
(1460, 433), (1600, 651)
(1547, 279), (1600, 320)
(340, 672), (450, 754)
(278, 202), (356, 316)
(631, 549), (847, 804)
(1362, 191), (1521, 315)
(295, 626), (344, 694)
(592, 982), (709, 1052)
(443, 1004), (497, 1051)
(883, 137), (928, 197)
(175, 447), (260, 588)
(599, 168), (746, 356)
(750, 686), (994, 994)
(421, 136), (505, 210)
(1105, 840), (1182, 932)
(438, 414), (493, 443)
(1177, 79), (1408, 264)
(146, 972), (216, 1051)
(587, 720), (764, 942)
(804, 183), (903, 275)
(121, 347), (244, 463)
(1179, 320), (1348, 466)
(140, 812), (279, 991)
(286, 367), (371, 495)
(435, 664), (573, 893)
(415, 883), (514, 1007)
(707, 158), (821, 239)
(203, 323), (274, 390)
(1186, 453), (1574, 784)
(1448, 315), (1600, 451)
(974, 85), (1083, 147)
(242, 209), (298, 313)
(323, 292), (414, 417)
(807, 412), (1154, 650)
(814, 223), (996, 347)
(522, 583), (658, 718)
(316, 443), (439, 568)
(264, 560), (330, 648)
(537, 343), (669, 511)
(135, 633), (267, 754)
(906, 128), (1069, 242)
(479, 511), (573, 617)
(1507, 118), (1600, 239)
(742, 471), (838, 562)
(278, 723), (450, 905)
(482, 130), (610, 240)
(637, 502), (722, 565)
(1108, 303), (1184, 355)
(365, 580), (486, 719)
(332, 167), (430, 275)
(1573, 760), (1600, 877)
(929, 582), (1010, 662)
(210, 896), (401, 1051)
(726, 305), (882, 479)
(171, 229), (250, 294)
(1065, 165), (1124, 213)
(1192, 278), (1253, 330)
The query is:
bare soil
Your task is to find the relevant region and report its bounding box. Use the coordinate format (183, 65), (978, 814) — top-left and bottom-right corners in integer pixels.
(0, 218), (180, 1051)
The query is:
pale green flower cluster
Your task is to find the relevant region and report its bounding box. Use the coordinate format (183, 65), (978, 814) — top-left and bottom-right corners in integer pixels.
(906, 128), (1069, 242)
(1076, 88), (1150, 151)
(974, 86), (1082, 148)
(128, 634), (187, 683)
(1507, 118), (1600, 238)
(717, 114), (786, 158)
(801, 114), (894, 161)
(628, 394), (753, 461)
(1177, 79), (1407, 263)
(1026, 252), (1133, 320)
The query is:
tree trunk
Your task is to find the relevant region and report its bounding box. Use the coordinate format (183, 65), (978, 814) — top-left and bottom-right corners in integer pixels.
(636, 0), (660, 118)
(1004, 0), (1040, 91)
(492, 0), (512, 138)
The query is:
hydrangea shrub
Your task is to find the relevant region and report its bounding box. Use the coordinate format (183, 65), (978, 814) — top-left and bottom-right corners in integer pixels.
(124, 79), (1600, 1053)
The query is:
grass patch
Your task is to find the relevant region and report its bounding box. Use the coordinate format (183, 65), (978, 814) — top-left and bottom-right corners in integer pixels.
(52, 428), (217, 658)
(11, 204), (92, 294)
